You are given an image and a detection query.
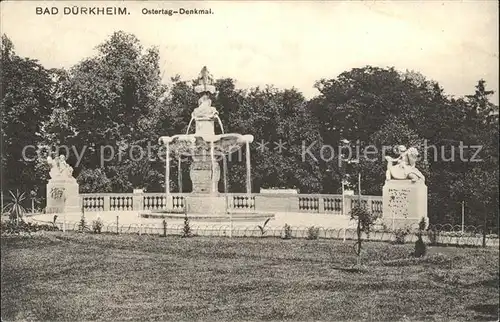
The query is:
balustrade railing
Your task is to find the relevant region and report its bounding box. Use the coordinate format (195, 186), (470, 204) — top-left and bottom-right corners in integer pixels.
(80, 192), (382, 215)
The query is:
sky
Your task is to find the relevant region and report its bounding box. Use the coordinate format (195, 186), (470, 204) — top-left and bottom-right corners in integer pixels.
(1, 0), (498, 103)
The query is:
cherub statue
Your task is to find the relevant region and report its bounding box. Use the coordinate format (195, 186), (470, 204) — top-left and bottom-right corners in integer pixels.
(47, 155), (74, 179)
(385, 145), (425, 183)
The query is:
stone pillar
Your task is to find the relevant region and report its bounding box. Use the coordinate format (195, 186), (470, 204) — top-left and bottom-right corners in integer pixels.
(210, 140), (216, 194)
(178, 156), (182, 193)
(382, 180), (428, 230)
(133, 189), (144, 211)
(165, 142), (170, 196)
(245, 141), (252, 194)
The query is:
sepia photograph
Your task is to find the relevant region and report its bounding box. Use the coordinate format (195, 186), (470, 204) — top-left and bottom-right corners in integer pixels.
(1, 0), (498, 321)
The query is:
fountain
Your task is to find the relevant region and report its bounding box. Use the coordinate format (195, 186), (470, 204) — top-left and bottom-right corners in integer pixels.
(154, 67), (273, 222)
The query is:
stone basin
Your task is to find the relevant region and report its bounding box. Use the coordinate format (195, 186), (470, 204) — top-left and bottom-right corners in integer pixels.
(139, 211), (275, 223)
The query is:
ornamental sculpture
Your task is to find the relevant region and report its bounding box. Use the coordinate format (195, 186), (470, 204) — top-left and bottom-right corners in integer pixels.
(47, 155), (74, 179)
(192, 66), (218, 120)
(385, 145), (425, 183)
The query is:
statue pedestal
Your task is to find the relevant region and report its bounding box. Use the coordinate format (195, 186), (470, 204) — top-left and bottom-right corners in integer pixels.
(185, 195), (227, 214)
(46, 178), (80, 214)
(195, 119), (215, 136)
(190, 156), (220, 194)
(382, 180), (428, 230)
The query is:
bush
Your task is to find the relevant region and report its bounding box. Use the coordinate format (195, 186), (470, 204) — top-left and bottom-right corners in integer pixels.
(1, 220), (59, 235)
(77, 214), (89, 233)
(258, 218), (271, 237)
(92, 218), (103, 234)
(182, 214), (192, 238)
(393, 228), (411, 244)
(413, 218), (427, 257)
(283, 223), (292, 240)
(77, 168), (112, 193)
(162, 219), (167, 237)
(4, 190), (27, 224)
(306, 226), (320, 240)
(414, 234), (427, 257)
(349, 205), (380, 237)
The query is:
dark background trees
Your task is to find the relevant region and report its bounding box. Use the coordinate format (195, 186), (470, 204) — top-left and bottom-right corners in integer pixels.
(1, 31), (497, 228)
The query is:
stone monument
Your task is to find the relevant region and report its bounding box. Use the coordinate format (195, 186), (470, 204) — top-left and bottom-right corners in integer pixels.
(382, 145), (428, 229)
(158, 66), (254, 215)
(46, 155), (80, 214)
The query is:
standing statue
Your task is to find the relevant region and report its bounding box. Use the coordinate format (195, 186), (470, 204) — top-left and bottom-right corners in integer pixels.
(47, 155), (74, 179)
(192, 66), (218, 120)
(385, 145), (425, 183)
(195, 66), (216, 94)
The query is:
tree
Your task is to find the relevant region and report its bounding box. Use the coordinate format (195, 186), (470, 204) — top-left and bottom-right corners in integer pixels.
(310, 66), (499, 229)
(349, 204), (379, 267)
(1, 34), (54, 198)
(39, 31), (168, 192)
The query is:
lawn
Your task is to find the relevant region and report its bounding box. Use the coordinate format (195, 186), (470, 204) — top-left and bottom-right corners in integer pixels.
(1, 232), (498, 321)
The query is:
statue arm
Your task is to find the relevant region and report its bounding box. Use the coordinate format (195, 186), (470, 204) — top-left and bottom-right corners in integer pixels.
(385, 156), (400, 162)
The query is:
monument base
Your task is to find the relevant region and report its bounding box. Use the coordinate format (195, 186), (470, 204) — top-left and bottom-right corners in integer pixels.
(46, 178), (80, 214)
(382, 180), (428, 230)
(185, 195), (227, 214)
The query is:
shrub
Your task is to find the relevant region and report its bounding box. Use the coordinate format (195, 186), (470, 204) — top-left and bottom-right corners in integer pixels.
(393, 228), (411, 244)
(306, 226), (320, 240)
(0, 220), (59, 235)
(4, 190), (27, 224)
(348, 205), (380, 266)
(77, 214), (89, 233)
(413, 218), (427, 257)
(349, 205), (380, 238)
(77, 168), (112, 193)
(182, 214), (192, 238)
(258, 218), (271, 237)
(162, 219), (167, 237)
(283, 223), (292, 240)
(92, 218), (103, 234)
(414, 234), (427, 257)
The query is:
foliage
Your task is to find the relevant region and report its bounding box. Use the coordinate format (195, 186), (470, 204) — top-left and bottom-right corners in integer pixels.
(257, 218), (271, 236)
(306, 226), (320, 240)
(282, 223), (292, 240)
(92, 218), (103, 234)
(77, 213), (89, 233)
(3, 190), (27, 224)
(393, 227), (411, 244)
(182, 214), (192, 238)
(414, 217), (427, 257)
(1, 35), (54, 194)
(0, 219), (59, 234)
(77, 168), (112, 193)
(349, 204), (380, 238)
(162, 219), (167, 237)
(414, 234), (427, 258)
(349, 205), (380, 265)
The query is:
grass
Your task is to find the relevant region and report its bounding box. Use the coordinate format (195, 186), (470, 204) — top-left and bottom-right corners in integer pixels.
(1, 232), (498, 321)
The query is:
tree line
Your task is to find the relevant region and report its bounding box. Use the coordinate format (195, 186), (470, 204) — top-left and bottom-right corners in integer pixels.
(1, 31), (498, 228)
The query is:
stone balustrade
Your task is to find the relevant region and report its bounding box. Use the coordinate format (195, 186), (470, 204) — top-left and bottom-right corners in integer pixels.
(80, 192), (383, 216)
